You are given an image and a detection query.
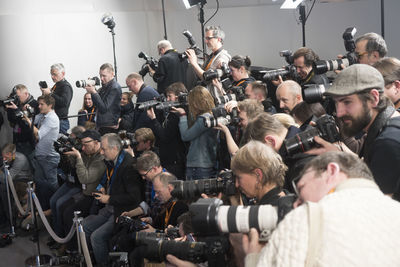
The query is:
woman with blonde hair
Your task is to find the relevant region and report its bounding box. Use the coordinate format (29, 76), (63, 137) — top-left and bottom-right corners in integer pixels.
(173, 86), (218, 180)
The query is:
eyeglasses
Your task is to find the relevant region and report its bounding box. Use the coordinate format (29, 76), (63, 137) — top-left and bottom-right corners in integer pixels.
(355, 51), (368, 59)
(141, 167), (153, 177)
(205, 36), (217, 41)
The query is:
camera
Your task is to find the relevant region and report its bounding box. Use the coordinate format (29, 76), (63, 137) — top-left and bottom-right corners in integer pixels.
(302, 84), (330, 104)
(170, 170), (236, 199)
(189, 196), (296, 240)
(203, 62), (231, 82)
(15, 105), (35, 119)
(53, 134), (82, 153)
(0, 95), (18, 107)
(138, 52), (158, 77)
(117, 215), (148, 232)
(38, 81), (48, 88)
(76, 77), (101, 88)
(262, 50), (297, 81)
(203, 105), (240, 128)
(179, 30), (202, 60)
(313, 27), (358, 74)
(284, 114), (340, 156)
(155, 92), (188, 112)
(215, 93), (236, 105)
(134, 231), (208, 263)
(118, 130), (138, 148)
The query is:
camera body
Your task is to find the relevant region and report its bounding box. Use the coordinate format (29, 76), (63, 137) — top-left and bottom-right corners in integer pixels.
(76, 77), (101, 88)
(0, 95), (18, 107)
(313, 27), (358, 74)
(203, 105), (240, 128)
(138, 52), (158, 77)
(262, 50), (297, 81)
(203, 62), (231, 82)
(284, 114), (340, 156)
(53, 134), (82, 153)
(15, 105), (35, 119)
(179, 30), (202, 60)
(138, 93), (188, 112)
(117, 216), (148, 232)
(170, 170), (236, 199)
(118, 130), (138, 149)
(38, 81), (48, 88)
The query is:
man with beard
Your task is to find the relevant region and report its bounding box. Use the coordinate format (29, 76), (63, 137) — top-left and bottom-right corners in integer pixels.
(310, 64), (400, 199)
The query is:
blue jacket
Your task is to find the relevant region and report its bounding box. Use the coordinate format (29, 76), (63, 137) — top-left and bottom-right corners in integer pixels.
(179, 113), (218, 168)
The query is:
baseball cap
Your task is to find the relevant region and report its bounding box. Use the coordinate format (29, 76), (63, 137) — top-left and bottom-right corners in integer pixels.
(324, 64), (384, 96)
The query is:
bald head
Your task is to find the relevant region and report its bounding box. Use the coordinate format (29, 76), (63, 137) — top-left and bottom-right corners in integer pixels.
(276, 80), (303, 113)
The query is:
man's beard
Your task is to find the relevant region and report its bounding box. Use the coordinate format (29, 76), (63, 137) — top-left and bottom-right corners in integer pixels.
(339, 104), (372, 137)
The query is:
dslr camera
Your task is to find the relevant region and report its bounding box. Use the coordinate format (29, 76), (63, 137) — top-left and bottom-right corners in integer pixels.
(313, 27), (358, 74)
(138, 52), (158, 77)
(179, 30), (202, 60)
(0, 94), (18, 107)
(54, 134), (82, 154)
(117, 215), (148, 232)
(170, 170), (236, 199)
(203, 62), (231, 82)
(118, 130), (138, 149)
(76, 77), (101, 88)
(14, 105), (35, 119)
(203, 105), (240, 128)
(284, 114), (340, 156)
(189, 196), (296, 241)
(262, 50), (297, 81)
(38, 81), (48, 88)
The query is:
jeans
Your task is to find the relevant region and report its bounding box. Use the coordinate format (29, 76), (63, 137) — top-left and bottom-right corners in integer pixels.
(50, 183), (81, 236)
(32, 154), (60, 210)
(186, 167), (216, 180)
(59, 119), (70, 134)
(82, 206), (114, 265)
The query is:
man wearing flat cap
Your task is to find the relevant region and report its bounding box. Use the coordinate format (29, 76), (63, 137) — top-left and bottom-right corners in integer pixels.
(310, 64), (400, 200)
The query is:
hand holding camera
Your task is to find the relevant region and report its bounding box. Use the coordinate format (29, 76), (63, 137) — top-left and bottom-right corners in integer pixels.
(63, 147), (81, 159)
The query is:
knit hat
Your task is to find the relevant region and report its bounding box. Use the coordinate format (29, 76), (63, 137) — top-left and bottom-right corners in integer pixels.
(80, 129), (101, 141)
(324, 64), (384, 96)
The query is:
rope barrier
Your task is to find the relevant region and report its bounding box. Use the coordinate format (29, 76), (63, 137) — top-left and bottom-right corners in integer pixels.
(32, 192), (76, 244)
(6, 172), (30, 216)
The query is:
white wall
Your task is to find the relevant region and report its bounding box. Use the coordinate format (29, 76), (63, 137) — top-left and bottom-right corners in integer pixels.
(0, 0), (398, 145)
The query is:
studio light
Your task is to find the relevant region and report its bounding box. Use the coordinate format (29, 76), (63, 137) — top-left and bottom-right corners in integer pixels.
(183, 0), (207, 10)
(101, 12), (115, 30)
(280, 0), (304, 9)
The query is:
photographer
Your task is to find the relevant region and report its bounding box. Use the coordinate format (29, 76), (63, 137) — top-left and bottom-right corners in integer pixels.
(245, 81), (276, 114)
(85, 63), (122, 135)
(77, 92), (96, 127)
(40, 63), (73, 134)
(355, 32), (387, 66)
(118, 92), (135, 132)
(186, 25), (231, 98)
(244, 152), (400, 267)
(275, 80), (303, 114)
(374, 57), (400, 111)
(149, 40), (188, 95)
(147, 82), (188, 179)
(82, 133), (142, 266)
(126, 73), (160, 131)
(172, 86), (218, 180)
(128, 172), (188, 266)
(5, 84), (39, 157)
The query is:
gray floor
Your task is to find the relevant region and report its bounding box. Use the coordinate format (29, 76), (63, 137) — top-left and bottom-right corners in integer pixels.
(0, 227), (71, 267)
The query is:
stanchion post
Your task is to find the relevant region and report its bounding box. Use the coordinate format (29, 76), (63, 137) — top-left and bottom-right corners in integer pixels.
(73, 211), (84, 267)
(3, 162), (15, 236)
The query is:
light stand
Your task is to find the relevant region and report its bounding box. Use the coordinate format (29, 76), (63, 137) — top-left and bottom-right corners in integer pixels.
(101, 13), (118, 81)
(299, 4), (306, 46)
(3, 162), (15, 236)
(183, 0), (207, 59)
(161, 0), (168, 40)
(25, 182), (52, 267)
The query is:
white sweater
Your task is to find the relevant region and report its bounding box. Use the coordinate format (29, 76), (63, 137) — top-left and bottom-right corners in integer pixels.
(247, 178), (400, 267)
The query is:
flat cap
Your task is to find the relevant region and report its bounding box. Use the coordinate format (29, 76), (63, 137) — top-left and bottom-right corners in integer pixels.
(324, 64), (384, 96)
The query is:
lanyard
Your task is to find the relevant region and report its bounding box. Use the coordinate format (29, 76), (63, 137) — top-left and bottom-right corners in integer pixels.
(164, 201), (177, 228)
(204, 54), (216, 71)
(236, 79), (246, 86)
(88, 107), (95, 121)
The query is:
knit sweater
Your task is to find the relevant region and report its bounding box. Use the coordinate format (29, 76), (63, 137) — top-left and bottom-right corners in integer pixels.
(247, 178), (400, 267)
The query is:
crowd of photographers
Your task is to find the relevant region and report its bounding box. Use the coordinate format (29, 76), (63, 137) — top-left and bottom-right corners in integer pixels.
(0, 24), (400, 267)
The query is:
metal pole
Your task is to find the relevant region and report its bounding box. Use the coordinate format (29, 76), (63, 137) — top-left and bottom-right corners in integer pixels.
(3, 162), (15, 236)
(111, 29), (118, 81)
(162, 0), (168, 40)
(199, 3), (206, 59)
(73, 211), (84, 267)
(299, 4), (306, 47)
(381, 0), (385, 38)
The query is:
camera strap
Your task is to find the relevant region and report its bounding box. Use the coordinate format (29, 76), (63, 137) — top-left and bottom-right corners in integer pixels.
(164, 200), (177, 228)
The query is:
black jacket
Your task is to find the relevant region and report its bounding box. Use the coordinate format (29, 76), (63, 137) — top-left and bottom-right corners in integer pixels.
(77, 106), (97, 127)
(92, 78), (122, 128)
(105, 152), (143, 219)
(51, 79), (73, 119)
(153, 49), (188, 95)
(119, 102), (135, 132)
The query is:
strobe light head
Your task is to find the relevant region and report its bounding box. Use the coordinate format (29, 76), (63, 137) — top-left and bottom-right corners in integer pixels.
(183, 0), (207, 9)
(101, 13), (115, 30)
